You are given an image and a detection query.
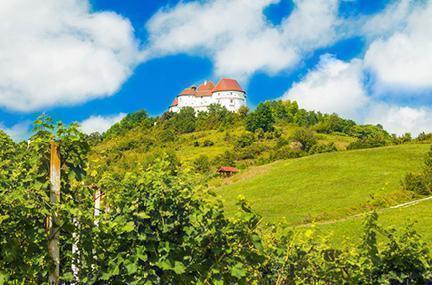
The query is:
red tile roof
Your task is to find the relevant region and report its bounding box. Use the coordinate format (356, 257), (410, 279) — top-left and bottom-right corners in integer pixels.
(170, 98), (178, 107)
(196, 81), (215, 97)
(179, 87), (196, 96)
(212, 78), (244, 93)
(217, 166), (239, 173)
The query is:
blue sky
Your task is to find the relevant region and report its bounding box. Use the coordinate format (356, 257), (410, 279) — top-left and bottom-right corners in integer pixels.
(0, 0), (431, 139)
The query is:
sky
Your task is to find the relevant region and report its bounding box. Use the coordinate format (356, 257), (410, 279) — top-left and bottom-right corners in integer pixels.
(1, 0), (432, 140)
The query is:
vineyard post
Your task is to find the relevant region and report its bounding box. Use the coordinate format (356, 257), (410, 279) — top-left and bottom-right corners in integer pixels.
(48, 141), (61, 285)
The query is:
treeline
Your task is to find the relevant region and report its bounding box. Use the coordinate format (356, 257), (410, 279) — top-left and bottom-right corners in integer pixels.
(0, 119), (431, 283)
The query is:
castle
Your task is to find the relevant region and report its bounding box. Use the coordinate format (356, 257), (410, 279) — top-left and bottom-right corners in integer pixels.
(169, 78), (247, 113)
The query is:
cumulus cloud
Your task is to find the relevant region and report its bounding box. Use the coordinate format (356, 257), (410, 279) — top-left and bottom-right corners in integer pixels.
(0, 121), (32, 142)
(0, 0), (140, 112)
(79, 113), (126, 134)
(364, 1), (432, 92)
(366, 105), (432, 137)
(283, 55), (369, 119)
(280, 0), (432, 136)
(145, 0), (341, 81)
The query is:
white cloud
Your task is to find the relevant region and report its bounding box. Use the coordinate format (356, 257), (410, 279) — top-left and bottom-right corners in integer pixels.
(366, 105), (432, 136)
(283, 55), (369, 119)
(0, 121), (32, 142)
(0, 0), (141, 112)
(364, 1), (432, 91)
(145, 0), (341, 81)
(361, 0), (413, 38)
(79, 113), (126, 134)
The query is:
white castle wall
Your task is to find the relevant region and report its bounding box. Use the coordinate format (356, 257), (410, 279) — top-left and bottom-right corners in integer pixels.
(170, 88), (247, 113)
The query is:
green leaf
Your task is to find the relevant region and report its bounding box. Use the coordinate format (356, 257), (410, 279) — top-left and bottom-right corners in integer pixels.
(173, 261), (186, 274)
(230, 263), (247, 279)
(122, 221), (135, 233)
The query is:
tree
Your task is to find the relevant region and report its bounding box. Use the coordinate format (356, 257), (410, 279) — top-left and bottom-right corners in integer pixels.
(290, 128), (317, 152)
(245, 102), (275, 132)
(174, 107), (196, 133)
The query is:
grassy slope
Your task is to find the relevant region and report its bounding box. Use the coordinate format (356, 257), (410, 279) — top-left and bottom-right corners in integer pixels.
(307, 199), (432, 246)
(213, 144), (430, 225)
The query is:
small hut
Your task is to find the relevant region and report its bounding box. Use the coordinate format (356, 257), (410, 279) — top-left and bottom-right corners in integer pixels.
(217, 166), (239, 177)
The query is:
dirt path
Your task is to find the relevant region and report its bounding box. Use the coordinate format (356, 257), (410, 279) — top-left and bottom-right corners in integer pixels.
(297, 195), (432, 228)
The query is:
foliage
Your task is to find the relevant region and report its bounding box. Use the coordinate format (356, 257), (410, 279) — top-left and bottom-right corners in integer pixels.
(1, 118), (432, 284)
(0, 115), (92, 283)
(173, 107), (197, 134)
(290, 128), (317, 152)
(245, 102), (275, 132)
(309, 142), (337, 155)
(196, 104), (235, 131)
(105, 110), (152, 139)
(269, 212), (432, 284)
(403, 145), (432, 195)
(193, 155), (211, 173)
(347, 133), (387, 150)
(235, 132), (256, 148)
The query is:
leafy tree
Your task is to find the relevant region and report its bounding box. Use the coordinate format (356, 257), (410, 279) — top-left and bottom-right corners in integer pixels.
(173, 107), (196, 133)
(290, 128), (317, 152)
(105, 110), (152, 138)
(245, 102), (275, 132)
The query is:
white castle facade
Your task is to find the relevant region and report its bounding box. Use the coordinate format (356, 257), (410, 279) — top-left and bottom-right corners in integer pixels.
(169, 78), (247, 113)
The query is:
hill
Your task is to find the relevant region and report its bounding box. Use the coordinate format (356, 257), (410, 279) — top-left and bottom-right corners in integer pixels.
(212, 144), (430, 225)
(310, 197), (432, 246)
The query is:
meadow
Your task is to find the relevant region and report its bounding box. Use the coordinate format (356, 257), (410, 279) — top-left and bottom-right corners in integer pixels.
(213, 144), (430, 225)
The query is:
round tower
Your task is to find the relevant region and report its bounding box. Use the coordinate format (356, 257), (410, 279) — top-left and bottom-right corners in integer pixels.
(211, 78), (246, 112)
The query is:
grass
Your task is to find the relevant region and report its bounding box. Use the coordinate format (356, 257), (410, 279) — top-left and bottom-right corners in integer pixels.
(301, 198), (432, 246)
(213, 144), (430, 225)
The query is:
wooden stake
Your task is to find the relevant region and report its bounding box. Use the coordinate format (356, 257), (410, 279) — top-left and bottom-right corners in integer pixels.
(48, 141), (61, 285)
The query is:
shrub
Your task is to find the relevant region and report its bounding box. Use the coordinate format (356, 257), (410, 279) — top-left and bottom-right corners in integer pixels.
(290, 128), (317, 152)
(309, 142), (337, 155)
(202, 139), (214, 147)
(402, 173), (429, 195)
(193, 155), (211, 173)
(347, 134), (387, 150)
(416, 132), (432, 142)
(237, 143), (267, 160)
(213, 151), (237, 167)
(270, 145), (302, 161)
(235, 132), (256, 148)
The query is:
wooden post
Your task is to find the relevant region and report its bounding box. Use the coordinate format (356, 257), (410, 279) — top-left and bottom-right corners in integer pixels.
(48, 141), (61, 285)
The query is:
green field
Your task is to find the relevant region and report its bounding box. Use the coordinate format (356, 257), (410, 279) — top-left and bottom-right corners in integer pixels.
(305, 198), (432, 246)
(214, 144), (430, 225)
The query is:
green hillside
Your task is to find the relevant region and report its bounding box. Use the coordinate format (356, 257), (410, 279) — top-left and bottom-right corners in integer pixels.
(307, 198), (432, 246)
(213, 144), (430, 225)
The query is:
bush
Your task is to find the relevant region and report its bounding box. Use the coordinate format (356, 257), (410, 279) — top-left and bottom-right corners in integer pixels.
(347, 134), (387, 150)
(403, 145), (432, 195)
(309, 142), (337, 155)
(270, 145), (302, 161)
(290, 128), (317, 152)
(193, 155), (211, 173)
(235, 132), (256, 148)
(416, 132), (432, 142)
(237, 143), (267, 160)
(213, 151), (237, 167)
(202, 139), (214, 147)
(403, 173), (429, 195)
